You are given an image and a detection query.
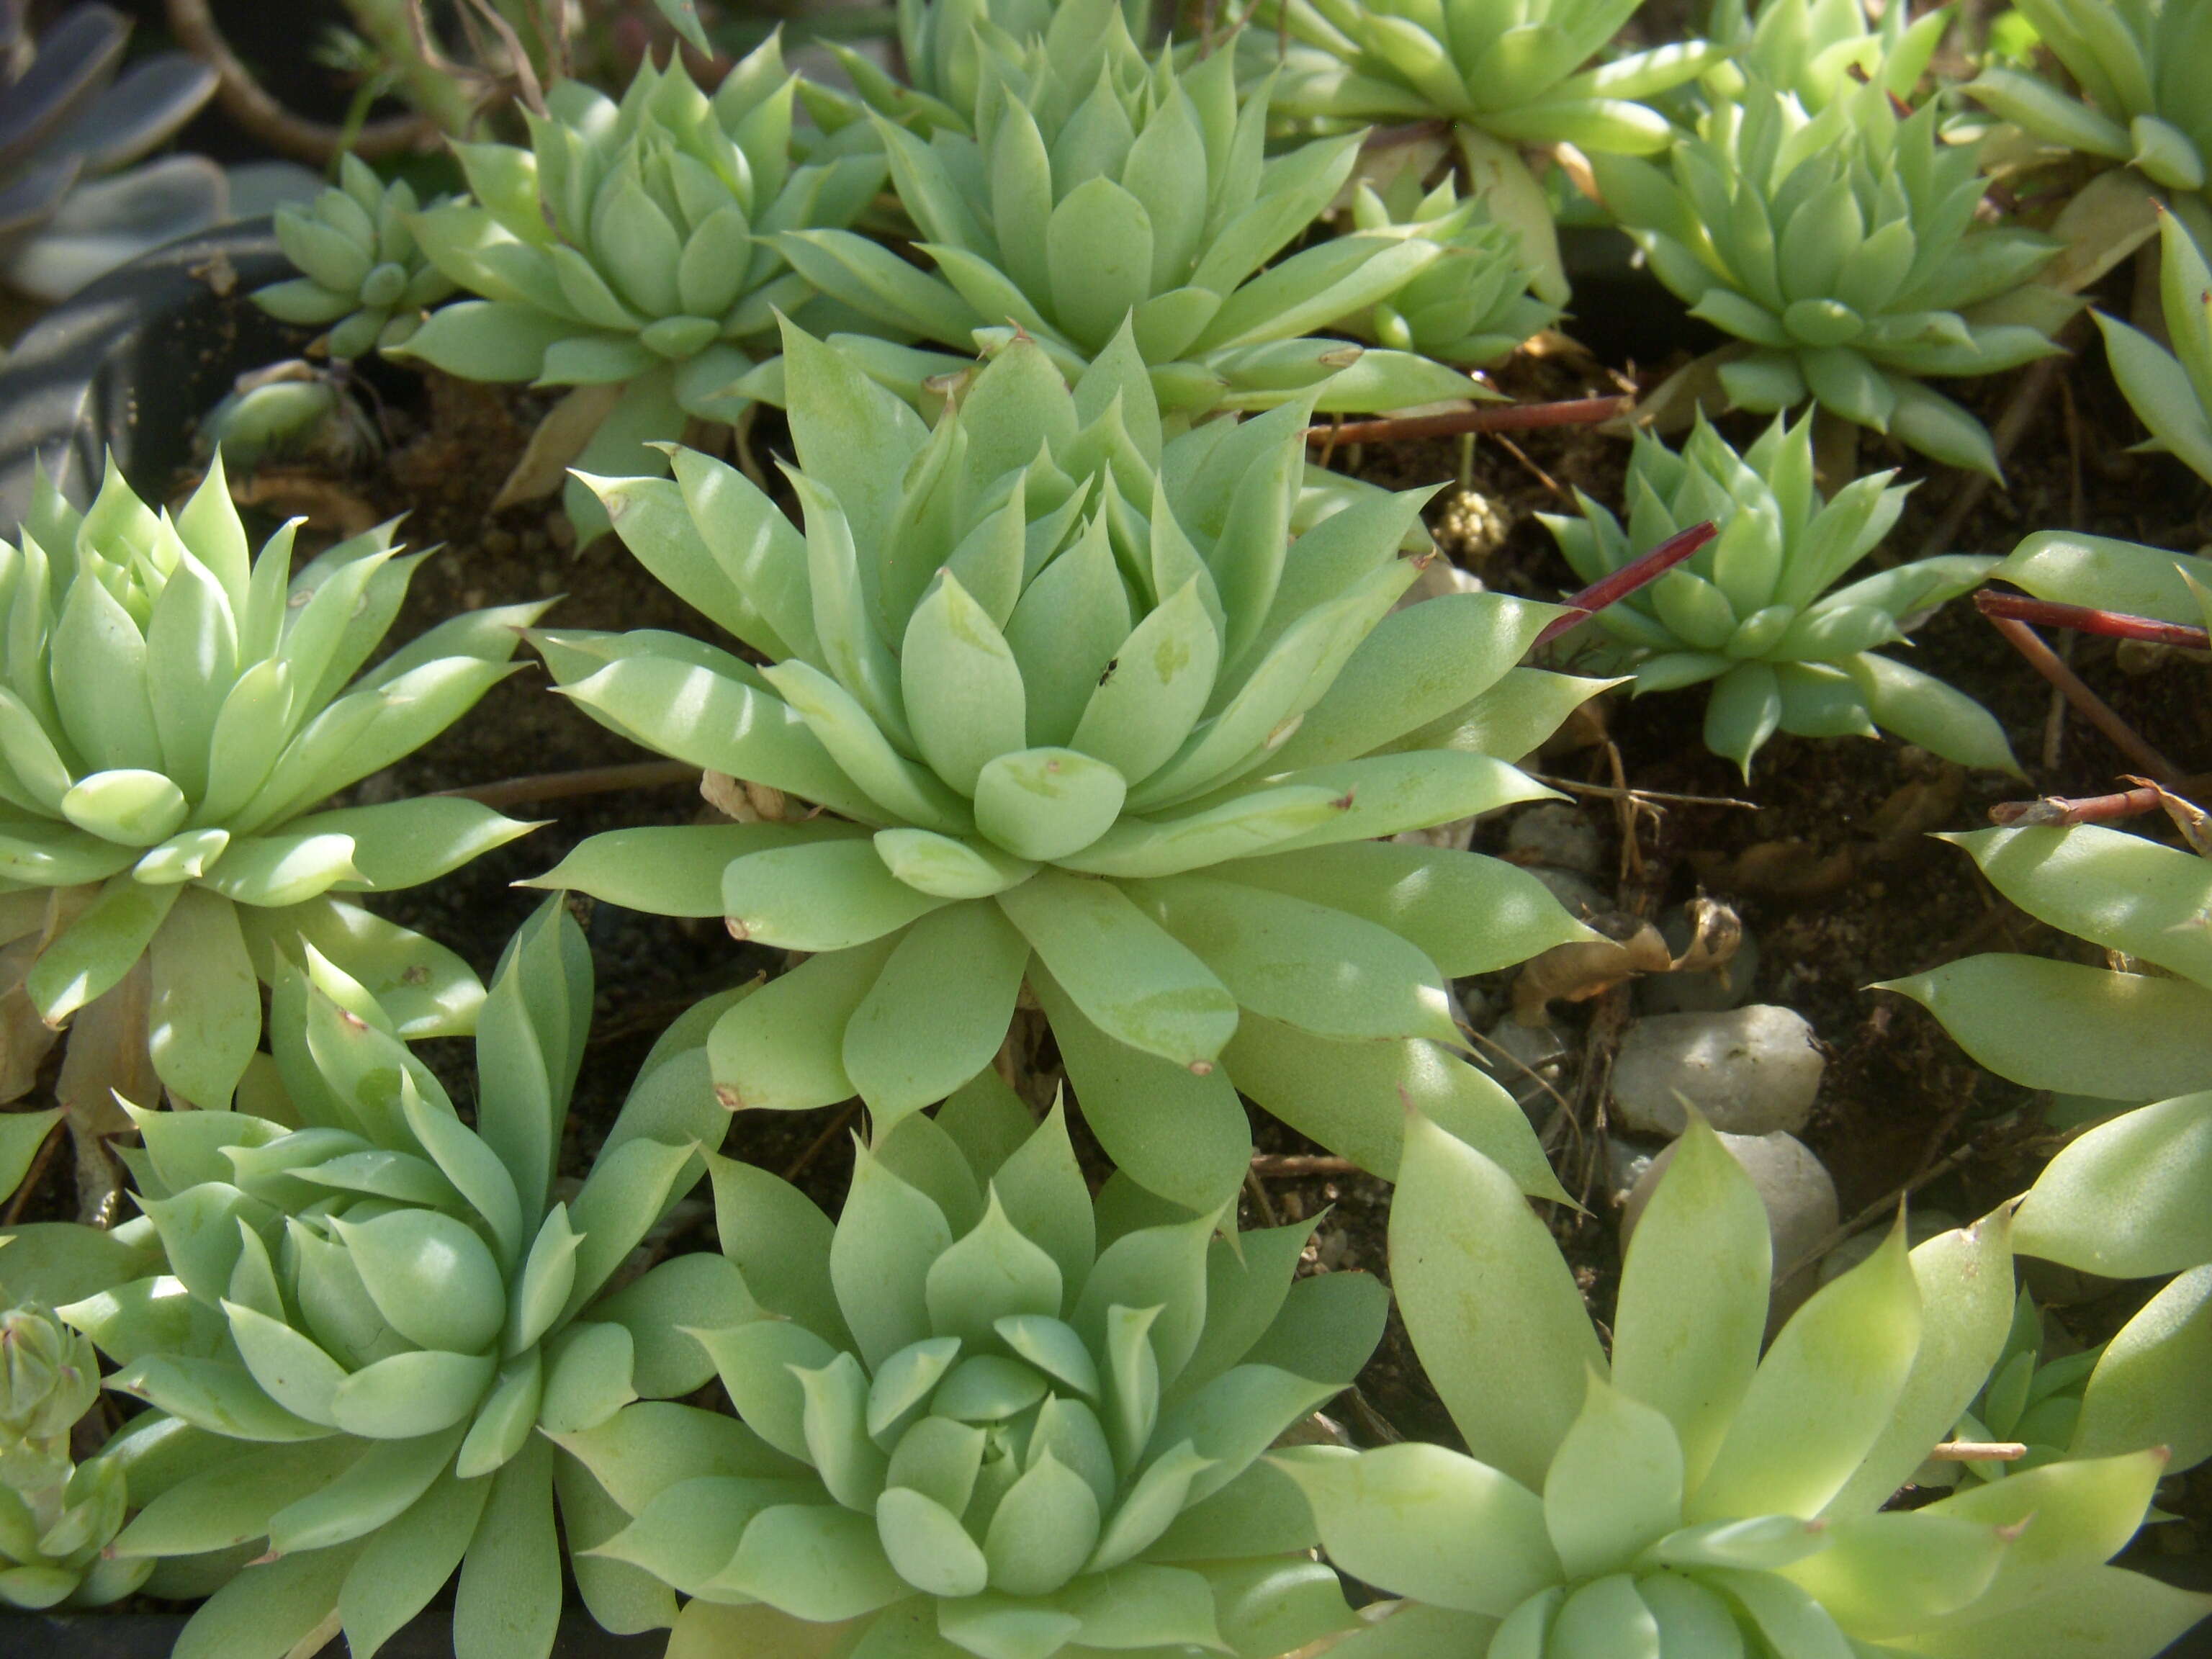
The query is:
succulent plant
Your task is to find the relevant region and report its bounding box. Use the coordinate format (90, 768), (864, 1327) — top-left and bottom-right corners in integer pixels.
(1710, 0), (1953, 112)
(531, 318), (1599, 1212)
(0, 457), (534, 1204)
(1245, 0), (1723, 301)
(812, 0), (1154, 136)
(564, 1085), (1382, 1659)
(2095, 208), (2212, 485)
(1280, 1112), (2212, 1658)
(0, 1302), (143, 1609)
(1879, 677), (2212, 1473)
(1542, 411), (2018, 775)
(1934, 1290), (2105, 1487)
(397, 40), (886, 541)
(776, 0), (1478, 419)
(0, 1), (230, 303)
(1333, 170), (1563, 367)
(1964, 0), (2212, 246)
(253, 156), (458, 361)
(1593, 76), (2072, 476)
(53, 896), (734, 1659)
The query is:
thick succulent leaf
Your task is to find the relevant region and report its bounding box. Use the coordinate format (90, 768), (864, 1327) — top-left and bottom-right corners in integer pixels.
(972, 747), (1130, 863)
(1825, 1208), (2018, 1518)
(1611, 1116), (1771, 1492)
(529, 822), (870, 918)
(1544, 1374), (1684, 1580)
(2071, 1265), (2212, 1470)
(1689, 1223), (1921, 1523)
(339, 1469), (495, 1659)
(1945, 825), (2212, 993)
(997, 870), (1238, 1069)
(1028, 962), (1251, 1214)
(1879, 954), (2212, 1105)
(1391, 1112), (1604, 1489)
(168, 1540), (362, 1659)
(708, 936), (900, 1112)
(1225, 842), (1593, 976)
(842, 900), (1029, 1130)
(1278, 1443), (1557, 1617)
(2013, 1092), (2212, 1278)
(1993, 532), (2212, 629)
(146, 889), (260, 1107)
(724, 840), (953, 950)
(1896, 1563), (2212, 1659)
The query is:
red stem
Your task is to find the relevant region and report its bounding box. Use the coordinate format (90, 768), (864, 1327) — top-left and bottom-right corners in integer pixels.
(1989, 784), (2164, 828)
(1534, 521), (1719, 648)
(1975, 590), (2211, 650)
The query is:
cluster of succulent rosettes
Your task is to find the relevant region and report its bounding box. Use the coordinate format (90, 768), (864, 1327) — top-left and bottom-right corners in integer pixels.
(531, 318), (1599, 1213)
(1542, 412), (2017, 775)
(778, 0), (1478, 420)
(1965, 0), (2212, 246)
(1282, 1113), (2212, 1659)
(1594, 76), (2072, 477)
(53, 896), (733, 1659)
(1712, 0), (1952, 114)
(1334, 171), (1563, 367)
(2098, 210), (2212, 487)
(565, 1082), (1383, 1659)
(0, 457), (532, 1122)
(395, 40), (886, 541)
(1246, 0), (1721, 302)
(0, 1303), (142, 1609)
(253, 156), (457, 361)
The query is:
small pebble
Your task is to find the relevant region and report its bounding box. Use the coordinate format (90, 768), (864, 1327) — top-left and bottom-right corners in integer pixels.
(1621, 1129), (1840, 1305)
(1506, 804), (1604, 875)
(1393, 816), (1476, 853)
(1640, 909), (1761, 1014)
(1605, 1136), (1666, 1210)
(1391, 557), (1485, 611)
(1610, 1004), (1824, 1138)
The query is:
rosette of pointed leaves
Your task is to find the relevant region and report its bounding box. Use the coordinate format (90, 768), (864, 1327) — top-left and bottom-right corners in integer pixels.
(1712, 0), (1951, 112)
(1333, 171), (1562, 366)
(777, 0), (1478, 418)
(0, 1303), (145, 1609)
(1542, 412), (2017, 775)
(1279, 1112), (2212, 1659)
(253, 155), (457, 361)
(397, 41), (886, 540)
(812, 0), (1153, 136)
(529, 320), (1599, 1213)
(2095, 209), (2212, 485)
(1246, 0), (1722, 301)
(1879, 703), (2212, 1472)
(1593, 77), (2070, 476)
(53, 897), (736, 1659)
(565, 1085), (1382, 1659)
(0, 459), (531, 1146)
(1937, 1291), (2104, 1487)
(1964, 0), (2212, 246)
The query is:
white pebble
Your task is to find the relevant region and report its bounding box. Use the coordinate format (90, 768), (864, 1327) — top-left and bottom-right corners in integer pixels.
(1611, 1004), (1824, 1138)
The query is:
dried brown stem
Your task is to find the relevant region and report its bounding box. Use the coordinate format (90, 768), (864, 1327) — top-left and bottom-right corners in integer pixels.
(1305, 395), (1632, 448)
(1982, 613), (2182, 782)
(167, 0), (439, 164)
(1, 1120), (62, 1226)
(1248, 1154), (1357, 1177)
(1535, 521), (1719, 647)
(433, 760), (702, 811)
(781, 1101), (860, 1183)
(1529, 775), (1759, 811)
(1927, 1441), (2028, 1462)
(1989, 783), (2165, 828)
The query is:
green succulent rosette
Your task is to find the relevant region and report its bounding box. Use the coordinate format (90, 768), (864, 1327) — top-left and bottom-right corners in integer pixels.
(397, 40), (886, 540)
(1708, 0), (1953, 113)
(2096, 209), (2212, 485)
(565, 1083), (1383, 1659)
(1964, 0), (2212, 246)
(1244, 0), (1722, 302)
(1280, 1112), (2212, 1658)
(1877, 565), (2212, 1475)
(810, 0), (1154, 137)
(777, 0), (1480, 420)
(530, 318), (1599, 1212)
(253, 156), (458, 361)
(0, 1302), (143, 1609)
(1335, 170), (1562, 366)
(1934, 1290), (2105, 1488)
(1541, 410), (2018, 775)
(1594, 77), (2073, 477)
(0, 459), (531, 1181)
(53, 896), (736, 1659)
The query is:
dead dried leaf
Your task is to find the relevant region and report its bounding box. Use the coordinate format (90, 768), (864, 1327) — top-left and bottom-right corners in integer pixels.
(2038, 169), (2159, 296)
(1605, 343), (1753, 438)
(493, 383), (626, 511)
(1513, 919), (1673, 1021)
(2123, 774), (2212, 857)
(55, 961), (156, 1225)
